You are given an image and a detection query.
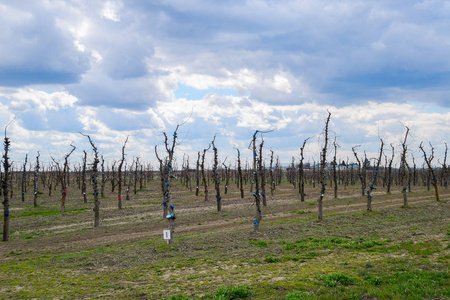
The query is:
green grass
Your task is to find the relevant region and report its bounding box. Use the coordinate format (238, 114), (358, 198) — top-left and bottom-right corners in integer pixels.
(19, 206), (90, 218)
(391, 240), (441, 257)
(249, 240), (269, 247)
(212, 285), (250, 299)
(321, 273), (355, 287)
(284, 290), (315, 300)
(0, 187), (449, 299)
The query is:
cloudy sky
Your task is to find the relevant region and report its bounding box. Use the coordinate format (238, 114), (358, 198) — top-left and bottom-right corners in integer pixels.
(0, 0), (449, 169)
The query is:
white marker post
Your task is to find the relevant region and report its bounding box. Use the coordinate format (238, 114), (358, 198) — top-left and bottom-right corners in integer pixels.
(163, 230), (171, 244)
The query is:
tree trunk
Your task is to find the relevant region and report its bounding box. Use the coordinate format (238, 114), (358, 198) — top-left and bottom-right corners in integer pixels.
(237, 149), (244, 198)
(2, 128), (11, 241)
(400, 127), (410, 207)
(117, 138), (128, 209)
(212, 136), (221, 211)
(318, 112), (331, 221)
(61, 191), (66, 216)
(82, 150), (87, 203)
(259, 142), (267, 207)
(367, 139), (384, 211)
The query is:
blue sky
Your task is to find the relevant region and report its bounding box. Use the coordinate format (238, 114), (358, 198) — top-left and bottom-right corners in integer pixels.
(0, 0), (449, 168)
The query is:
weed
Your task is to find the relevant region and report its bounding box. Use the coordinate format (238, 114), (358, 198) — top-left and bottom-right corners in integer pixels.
(283, 255), (300, 261)
(302, 252), (319, 259)
(321, 273), (355, 287)
(213, 285), (250, 299)
(264, 257), (281, 263)
(249, 240), (269, 247)
(20, 207), (89, 218)
(21, 233), (41, 240)
(168, 294), (191, 300)
(393, 240), (441, 257)
(285, 290), (315, 300)
(158, 243), (179, 252)
(367, 275), (383, 286)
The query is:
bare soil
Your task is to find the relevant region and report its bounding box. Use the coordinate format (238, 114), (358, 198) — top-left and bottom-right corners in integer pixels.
(1, 179), (448, 255)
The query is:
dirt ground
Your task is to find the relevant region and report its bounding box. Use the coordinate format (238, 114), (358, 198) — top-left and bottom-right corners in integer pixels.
(1, 178), (448, 256)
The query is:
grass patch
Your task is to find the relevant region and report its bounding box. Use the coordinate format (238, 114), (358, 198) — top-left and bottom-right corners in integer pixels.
(249, 240), (269, 247)
(392, 240), (441, 257)
(0, 184), (448, 299)
(281, 236), (384, 253)
(291, 210), (312, 214)
(264, 257), (282, 263)
(321, 273), (356, 287)
(284, 290), (315, 300)
(19, 207), (90, 218)
(213, 285), (250, 299)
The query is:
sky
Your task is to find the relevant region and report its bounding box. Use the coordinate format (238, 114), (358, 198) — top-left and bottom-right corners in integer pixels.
(0, 0), (449, 169)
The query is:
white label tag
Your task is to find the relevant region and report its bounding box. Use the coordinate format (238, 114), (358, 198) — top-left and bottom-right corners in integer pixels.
(163, 230), (171, 240)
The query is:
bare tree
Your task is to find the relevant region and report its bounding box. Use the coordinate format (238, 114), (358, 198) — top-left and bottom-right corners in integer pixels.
(275, 156), (282, 185)
(258, 141), (267, 206)
(222, 160), (230, 195)
(237, 149), (244, 198)
(157, 125), (181, 244)
(332, 138), (339, 199)
(318, 111), (331, 221)
(289, 157), (296, 189)
(51, 143), (76, 216)
(21, 154), (27, 202)
(440, 142), (448, 189)
(2, 121), (12, 241)
(201, 144), (211, 201)
(411, 153), (417, 188)
(269, 150), (275, 196)
(352, 146), (366, 197)
(211, 135), (222, 211)
(182, 154), (191, 191)
(366, 139), (384, 211)
(47, 164), (54, 196)
(33, 152), (40, 207)
(139, 162), (144, 190)
(134, 157), (139, 195)
(195, 152), (200, 196)
(250, 131), (262, 230)
(154, 145), (167, 217)
(400, 126), (410, 206)
(419, 142), (440, 201)
(100, 155), (105, 198)
(250, 130), (272, 230)
(312, 160), (316, 188)
(117, 137), (128, 209)
(81, 133), (100, 227)
(81, 150), (87, 203)
(387, 144), (394, 194)
(298, 138), (311, 202)
(110, 161), (117, 193)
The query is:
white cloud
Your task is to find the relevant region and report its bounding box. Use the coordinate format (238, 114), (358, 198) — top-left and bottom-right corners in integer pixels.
(101, 1), (123, 22)
(0, 0), (449, 167)
(0, 88), (78, 115)
(0, 2), (90, 86)
(268, 73), (292, 94)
